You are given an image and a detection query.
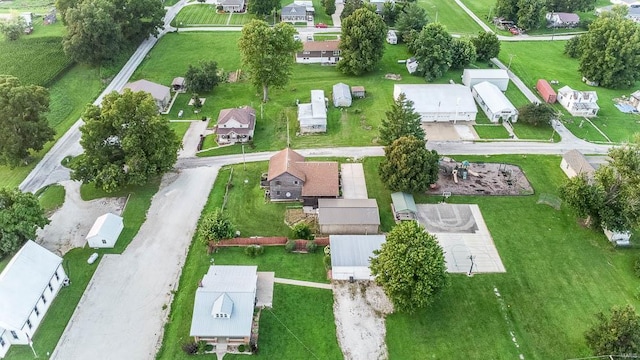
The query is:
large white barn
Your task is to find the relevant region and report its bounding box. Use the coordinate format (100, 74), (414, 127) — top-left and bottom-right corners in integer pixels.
(330, 235), (386, 280)
(472, 81), (518, 123)
(393, 84), (477, 122)
(0, 241), (67, 358)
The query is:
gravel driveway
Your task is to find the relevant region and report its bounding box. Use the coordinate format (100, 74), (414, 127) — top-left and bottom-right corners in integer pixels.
(51, 167), (218, 360)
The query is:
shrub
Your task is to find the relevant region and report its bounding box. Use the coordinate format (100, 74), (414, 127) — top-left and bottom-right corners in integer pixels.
(323, 254), (332, 269)
(285, 239), (296, 252)
(245, 245), (264, 257)
(197, 340), (208, 354)
(238, 344), (246, 352)
(634, 257), (640, 277)
(306, 240), (317, 253)
(290, 222), (313, 240)
(182, 341), (198, 355)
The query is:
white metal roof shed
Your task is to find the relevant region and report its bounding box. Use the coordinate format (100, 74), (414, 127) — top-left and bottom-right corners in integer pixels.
(330, 235), (386, 267)
(393, 84), (477, 116)
(472, 81), (517, 114)
(86, 213), (124, 248)
(0, 241), (62, 330)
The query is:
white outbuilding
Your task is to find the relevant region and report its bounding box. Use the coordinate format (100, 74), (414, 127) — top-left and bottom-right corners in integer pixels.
(86, 213), (124, 248)
(471, 81), (518, 123)
(330, 235), (386, 280)
(393, 84), (477, 122)
(0, 241), (67, 358)
(332, 83), (352, 107)
(462, 69), (510, 91)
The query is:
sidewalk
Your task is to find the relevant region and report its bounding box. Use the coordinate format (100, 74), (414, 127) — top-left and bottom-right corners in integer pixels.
(274, 277), (332, 289)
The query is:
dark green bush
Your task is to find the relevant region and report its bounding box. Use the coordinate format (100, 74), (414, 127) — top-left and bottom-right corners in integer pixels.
(197, 340), (208, 354)
(323, 254), (332, 269)
(290, 222), (313, 240)
(245, 245), (264, 257)
(182, 341), (198, 355)
(306, 240), (317, 253)
(285, 240), (296, 252)
(238, 344), (246, 352)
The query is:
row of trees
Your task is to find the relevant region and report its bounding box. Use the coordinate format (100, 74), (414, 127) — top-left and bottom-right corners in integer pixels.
(565, 10), (640, 89)
(57, 0), (164, 65)
(495, 0), (595, 30)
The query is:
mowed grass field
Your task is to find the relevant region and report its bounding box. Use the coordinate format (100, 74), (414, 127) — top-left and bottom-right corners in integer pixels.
(416, 0), (483, 35)
(172, 5), (234, 26)
(362, 155), (640, 358)
(0, 36), (72, 86)
(499, 41), (640, 143)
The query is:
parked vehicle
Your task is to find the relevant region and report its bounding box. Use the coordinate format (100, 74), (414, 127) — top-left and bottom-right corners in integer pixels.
(315, 23), (328, 28)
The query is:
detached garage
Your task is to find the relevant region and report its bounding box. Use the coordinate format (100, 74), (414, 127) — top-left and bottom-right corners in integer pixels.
(330, 235), (386, 280)
(318, 199), (380, 234)
(86, 213), (124, 248)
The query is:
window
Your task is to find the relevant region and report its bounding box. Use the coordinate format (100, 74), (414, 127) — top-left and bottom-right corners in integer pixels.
(48, 282), (53, 292)
(276, 191), (281, 196)
(0, 337), (5, 347)
(41, 294), (47, 304)
(303, 51), (310, 55)
(275, 180), (281, 185)
(34, 306), (40, 317)
(333, 50), (340, 56)
(293, 180), (299, 185)
(10, 331), (18, 340)
(54, 271), (60, 281)
(102, 239), (107, 245)
(26, 319), (32, 329)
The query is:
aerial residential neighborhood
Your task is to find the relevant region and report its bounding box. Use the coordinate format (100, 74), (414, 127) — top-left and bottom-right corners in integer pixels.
(3, 0), (640, 359)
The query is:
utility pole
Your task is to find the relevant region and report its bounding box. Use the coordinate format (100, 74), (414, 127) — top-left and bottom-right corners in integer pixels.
(508, 54), (516, 70)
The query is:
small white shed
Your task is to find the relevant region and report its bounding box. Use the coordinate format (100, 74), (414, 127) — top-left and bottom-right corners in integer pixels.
(330, 235), (386, 280)
(604, 229), (632, 247)
(333, 83), (352, 107)
(86, 213), (124, 248)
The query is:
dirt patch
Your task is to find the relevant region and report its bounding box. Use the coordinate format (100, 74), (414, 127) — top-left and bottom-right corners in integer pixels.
(429, 160), (533, 196)
(228, 70), (241, 83)
(384, 73), (402, 81)
(332, 281), (393, 360)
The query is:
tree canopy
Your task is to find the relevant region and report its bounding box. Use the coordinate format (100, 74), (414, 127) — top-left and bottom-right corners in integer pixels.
(340, 0), (375, 20)
(337, 8), (387, 76)
(379, 93), (425, 145)
(450, 38), (477, 69)
(0, 15), (27, 41)
(411, 22), (453, 81)
(0, 76), (54, 168)
(395, 3), (428, 43)
(546, 0), (596, 12)
(71, 90), (181, 192)
(248, 0), (280, 16)
(62, 0), (164, 65)
(495, 0), (545, 30)
(323, 0), (336, 16)
(517, 102), (556, 126)
(0, 188), (49, 258)
(578, 12), (640, 88)
(564, 35), (582, 58)
(238, 20), (301, 102)
(559, 136), (640, 232)
(197, 209), (235, 246)
(585, 305), (640, 356)
(379, 136), (439, 193)
(472, 31), (500, 61)
(370, 220), (448, 312)
(184, 60), (220, 94)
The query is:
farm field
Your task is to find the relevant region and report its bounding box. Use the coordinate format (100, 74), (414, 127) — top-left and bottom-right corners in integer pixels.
(362, 155), (640, 358)
(499, 41), (640, 143)
(0, 36), (72, 86)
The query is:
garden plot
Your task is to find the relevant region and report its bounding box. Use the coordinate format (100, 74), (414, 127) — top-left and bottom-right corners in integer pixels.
(416, 204), (506, 273)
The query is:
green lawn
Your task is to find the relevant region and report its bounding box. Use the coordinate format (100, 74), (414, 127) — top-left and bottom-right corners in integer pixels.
(416, 0), (483, 35)
(80, 179), (161, 254)
(4, 247), (102, 360)
(311, 0), (333, 26)
(172, 5), (232, 26)
(37, 184), (65, 213)
(170, 121), (192, 142)
(156, 164), (340, 360)
(499, 41), (640, 143)
(362, 155), (640, 358)
(474, 124), (510, 139)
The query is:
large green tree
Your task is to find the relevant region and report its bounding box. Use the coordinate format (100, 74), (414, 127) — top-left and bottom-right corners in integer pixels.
(0, 76), (54, 168)
(578, 12), (640, 88)
(564, 34), (582, 58)
(248, 0), (280, 17)
(370, 221), (448, 313)
(324, 0), (336, 16)
(450, 38), (477, 69)
(0, 15), (27, 41)
(379, 93), (425, 145)
(0, 188), (49, 258)
(411, 22), (453, 81)
(184, 60), (220, 94)
(381, 1), (398, 26)
(379, 136), (439, 193)
(197, 209), (235, 246)
(72, 90), (181, 192)
(238, 20), (301, 102)
(585, 305), (640, 356)
(516, 0), (545, 30)
(472, 31), (500, 61)
(495, 0), (518, 20)
(395, 3), (428, 43)
(546, 0), (595, 12)
(340, 0), (375, 20)
(337, 8), (387, 76)
(517, 102), (556, 126)
(63, 0), (124, 65)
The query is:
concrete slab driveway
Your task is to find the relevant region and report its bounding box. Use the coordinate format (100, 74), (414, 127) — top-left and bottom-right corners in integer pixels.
(51, 167), (218, 360)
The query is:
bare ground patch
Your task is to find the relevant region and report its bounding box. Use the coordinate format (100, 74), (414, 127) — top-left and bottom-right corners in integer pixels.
(430, 161), (533, 196)
(332, 281), (393, 360)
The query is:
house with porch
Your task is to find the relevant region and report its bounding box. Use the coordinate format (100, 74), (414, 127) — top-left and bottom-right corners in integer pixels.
(0, 241), (68, 358)
(557, 85), (599, 117)
(298, 90), (327, 133)
(214, 106), (256, 144)
(296, 40), (340, 64)
(545, 12), (580, 28)
(266, 148), (339, 207)
(281, 3), (308, 23)
(190, 266), (257, 346)
(221, 0), (245, 12)
(123, 79), (171, 112)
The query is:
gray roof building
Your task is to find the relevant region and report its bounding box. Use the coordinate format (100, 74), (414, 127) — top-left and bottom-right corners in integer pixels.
(318, 199), (380, 234)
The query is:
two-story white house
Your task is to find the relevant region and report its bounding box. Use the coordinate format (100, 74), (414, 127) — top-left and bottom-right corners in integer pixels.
(214, 106), (256, 144)
(0, 241), (68, 358)
(557, 85), (600, 117)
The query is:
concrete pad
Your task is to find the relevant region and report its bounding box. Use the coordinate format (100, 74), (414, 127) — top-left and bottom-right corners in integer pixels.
(177, 119), (210, 159)
(51, 167), (219, 360)
(341, 163), (368, 199)
(256, 272), (274, 307)
(454, 124), (478, 140)
(416, 204), (506, 273)
(422, 123), (461, 141)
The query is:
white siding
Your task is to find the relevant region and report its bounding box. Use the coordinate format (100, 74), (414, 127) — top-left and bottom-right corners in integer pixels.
(332, 266), (373, 280)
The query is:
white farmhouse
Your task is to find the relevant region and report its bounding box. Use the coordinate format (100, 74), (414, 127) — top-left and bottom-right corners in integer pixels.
(330, 235), (386, 280)
(393, 84), (477, 122)
(0, 241), (68, 358)
(472, 81), (518, 123)
(462, 69), (510, 91)
(298, 90), (327, 133)
(86, 213), (124, 248)
(557, 85), (599, 117)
